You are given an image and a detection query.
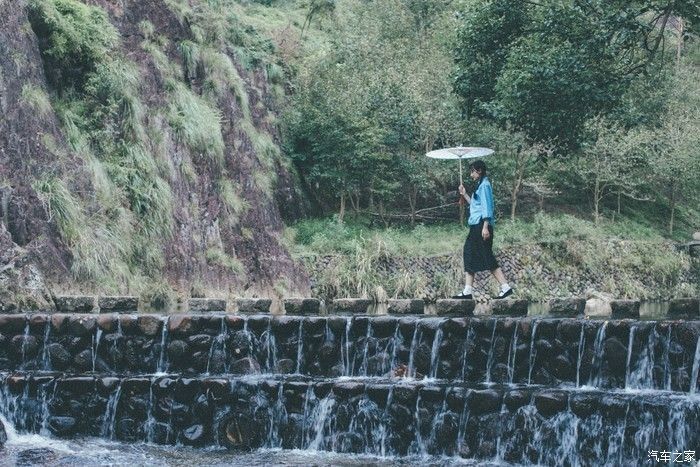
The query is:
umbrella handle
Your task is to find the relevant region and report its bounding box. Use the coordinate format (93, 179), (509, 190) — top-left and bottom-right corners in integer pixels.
(459, 158), (463, 186)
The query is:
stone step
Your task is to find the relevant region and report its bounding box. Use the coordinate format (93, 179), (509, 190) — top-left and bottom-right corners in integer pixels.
(0, 313), (698, 393)
(1, 372), (697, 463)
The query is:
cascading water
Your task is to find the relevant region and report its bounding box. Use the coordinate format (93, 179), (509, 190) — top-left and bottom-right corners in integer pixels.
(588, 321), (608, 387)
(485, 319), (499, 384)
(691, 335), (700, 395)
(156, 316), (169, 374)
(0, 312), (698, 465)
(428, 325), (443, 379)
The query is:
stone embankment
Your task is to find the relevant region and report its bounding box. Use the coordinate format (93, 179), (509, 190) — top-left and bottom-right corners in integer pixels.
(303, 240), (700, 302)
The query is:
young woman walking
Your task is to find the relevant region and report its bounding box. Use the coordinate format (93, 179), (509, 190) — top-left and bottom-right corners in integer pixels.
(452, 160), (513, 300)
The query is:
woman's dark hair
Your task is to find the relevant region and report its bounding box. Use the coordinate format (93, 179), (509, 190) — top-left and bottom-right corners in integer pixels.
(469, 160), (487, 198)
(469, 160), (487, 176)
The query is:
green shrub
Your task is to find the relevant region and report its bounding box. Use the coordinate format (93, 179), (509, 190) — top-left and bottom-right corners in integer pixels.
(28, 0), (118, 91)
(20, 84), (52, 117)
(166, 81), (225, 165)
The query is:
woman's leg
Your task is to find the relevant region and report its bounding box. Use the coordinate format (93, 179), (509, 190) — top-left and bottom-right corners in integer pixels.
(490, 267), (513, 297)
(464, 271), (474, 291)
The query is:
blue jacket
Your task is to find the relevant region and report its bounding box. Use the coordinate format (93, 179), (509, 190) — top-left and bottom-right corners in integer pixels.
(468, 177), (495, 226)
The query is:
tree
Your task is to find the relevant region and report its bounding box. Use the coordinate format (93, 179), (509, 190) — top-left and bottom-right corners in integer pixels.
(453, 0), (700, 150)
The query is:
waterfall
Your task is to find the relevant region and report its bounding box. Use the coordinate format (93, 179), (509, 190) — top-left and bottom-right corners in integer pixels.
(385, 322), (401, 375)
(101, 383), (122, 439)
(663, 327), (672, 391)
(92, 328), (103, 372)
(409, 393), (426, 456)
(359, 321), (373, 377)
(506, 323), (519, 384)
(342, 317), (353, 376)
(144, 379), (156, 443)
(460, 323), (473, 381)
(263, 320), (278, 373)
(41, 320), (51, 371)
(406, 324), (421, 379)
(485, 319), (499, 383)
(624, 325), (636, 389)
(295, 320), (304, 375)
(575, 322), (585, 387)
(306, 395), (335, 451)
(690, 335), (700, 394)
(527, 320), (539, 384)
(429, 325), (444, 380)
(626, 325), (656, 390)
(156, 316), (169, 374)
(588, 321), (608, 387)
(19, 319), (30, 368)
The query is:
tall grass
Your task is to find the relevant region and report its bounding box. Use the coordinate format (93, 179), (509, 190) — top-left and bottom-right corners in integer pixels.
(20, 84), (52, 117)
(166, 81), (225, 166)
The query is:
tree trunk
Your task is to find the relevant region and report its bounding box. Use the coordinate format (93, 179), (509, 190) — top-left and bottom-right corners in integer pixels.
(338, 193), (345, 223)
(408, 184), (418, 226)
(594, 177), (601, 225)
(378, 199), (388, 228)
(669, 184), (676, 236)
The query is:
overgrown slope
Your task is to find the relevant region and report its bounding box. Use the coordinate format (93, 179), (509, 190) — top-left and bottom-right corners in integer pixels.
(0, 0), (310, 308)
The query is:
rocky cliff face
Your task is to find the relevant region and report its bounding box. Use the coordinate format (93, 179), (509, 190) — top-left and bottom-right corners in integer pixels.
(0, 0), (309, 309)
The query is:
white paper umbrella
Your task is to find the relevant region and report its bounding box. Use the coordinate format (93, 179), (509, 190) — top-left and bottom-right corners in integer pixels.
(426, 146), (494, 184)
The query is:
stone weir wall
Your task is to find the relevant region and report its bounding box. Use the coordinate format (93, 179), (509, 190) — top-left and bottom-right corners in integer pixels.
(1, 374), (698, 463)
(0, 311), (699, 464)
(1, 313), (699, 392)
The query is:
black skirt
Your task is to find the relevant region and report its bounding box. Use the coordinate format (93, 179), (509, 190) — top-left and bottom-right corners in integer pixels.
(463, 221), (499, 273)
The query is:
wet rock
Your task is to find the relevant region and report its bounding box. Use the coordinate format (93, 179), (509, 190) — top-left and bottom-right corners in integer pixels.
(610, 300), (640, 319)
(230, 331), (253, 357)
(15, 448), (58, 466)
(189, 298), (226, 313)
(137, 315), (162, 336)
(182, 424), (206, 446)
(221, 413), (261, 450)
(99, 296), (138, 313)
(436, 299), (475, 316)
(604, 337), (628, 374)
(491, 299), (529, 316)
(469, 389), (501, 415)
(534, 391), (568, 417)
(0, 417), (6, 446)
(187, 334), (213, 349)
(556, 320), (583, 341)
(73, 349), (94, 372)
(334, 382), (364, 397)
(0, 315), (27, 334)
(168, 315), (199, 335)
(48, 343), (72, 370)
(388, 299), (424, 315)
(570, 393), (598, 418)
(231, 357), (260, 374)
(549, 354), (574, 381)
(549, 298), (585, 317)
(284, 298), (321, 315)
(53, 295), (96, 313)
(234, 298), (271, 314)
(66, 316), (96, 337)
(504, 390), (531, 411)
(668, 298), (699, 319)
(48, 416), (76, 436)
(96, 314), (118, 332)
(12, 334), (38, 357)
(166, 339), (190, 365)
(276, 358), (295, 374)
(331, 298), (372, 314)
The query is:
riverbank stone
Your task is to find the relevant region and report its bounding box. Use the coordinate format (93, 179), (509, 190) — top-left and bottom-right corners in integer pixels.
(668, 298), (699, 318)
(330, 299), (372, 314)
(388, 299), (424, 315)
(234, 299), (271, 314)
(188, 298), (226, 313)
(98, 296), (138, 313)
(284, 298), (321, 315)
(610, 300), (640, 319)
(491, 299), (529, 316)
(436, 299), (475, 316)
(53, 296), (96, 313)
(548, 298), (585, 317)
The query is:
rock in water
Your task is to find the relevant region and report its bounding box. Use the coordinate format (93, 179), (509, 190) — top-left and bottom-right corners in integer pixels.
(0, 417), (7, 446)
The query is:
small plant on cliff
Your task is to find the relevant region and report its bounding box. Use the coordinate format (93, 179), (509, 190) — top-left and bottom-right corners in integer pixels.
(27, 0), (118, 92)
